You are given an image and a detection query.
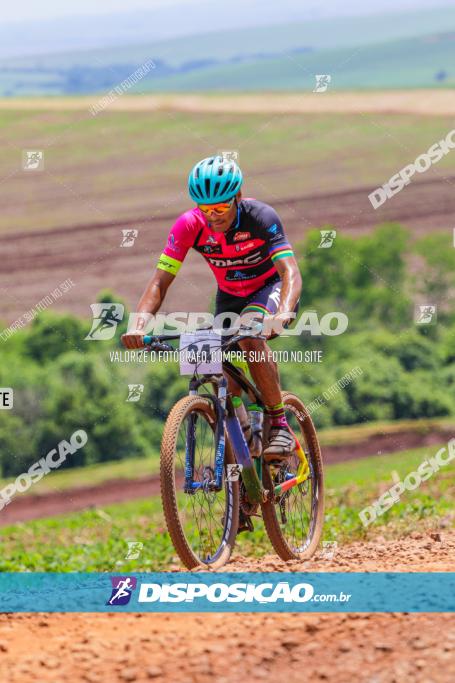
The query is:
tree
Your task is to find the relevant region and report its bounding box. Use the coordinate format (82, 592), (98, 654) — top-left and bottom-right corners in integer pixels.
(25, 312), (87, 363)
(414, 233), (455, 320)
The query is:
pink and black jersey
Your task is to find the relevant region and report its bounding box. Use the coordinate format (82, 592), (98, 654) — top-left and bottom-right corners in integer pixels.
(158, 199), (294, 297)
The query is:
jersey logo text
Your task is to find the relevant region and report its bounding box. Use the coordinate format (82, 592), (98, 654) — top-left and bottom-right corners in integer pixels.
(234, 231), (251, 241)
(207, 251), (263, 268)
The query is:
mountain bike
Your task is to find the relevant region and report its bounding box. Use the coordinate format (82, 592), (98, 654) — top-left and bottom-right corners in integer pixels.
(144, 329), (324, 569)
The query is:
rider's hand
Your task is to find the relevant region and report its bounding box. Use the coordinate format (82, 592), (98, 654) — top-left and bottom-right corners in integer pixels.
(264, 313), (293, 338)
(121, 331), (145, 349)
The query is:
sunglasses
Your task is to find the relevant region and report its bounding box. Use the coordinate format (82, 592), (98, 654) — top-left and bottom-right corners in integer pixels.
(198, 198), (235, 216)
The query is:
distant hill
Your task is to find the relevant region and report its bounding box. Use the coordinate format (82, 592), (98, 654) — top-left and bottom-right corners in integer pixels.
(134, 33), (455, 92)
(0, 8), (454, 95)
(1, 2), (454, 60)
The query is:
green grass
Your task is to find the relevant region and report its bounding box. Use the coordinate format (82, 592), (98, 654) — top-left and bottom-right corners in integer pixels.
(132, 33), (455, 92)
(323, 444), (454, 543)
(319, 416), (455, 447)
(0, 455), (161, 495)
(1, 415), (452, 496)
(1, 442), (453, 571)
(1, 108), (454, 234)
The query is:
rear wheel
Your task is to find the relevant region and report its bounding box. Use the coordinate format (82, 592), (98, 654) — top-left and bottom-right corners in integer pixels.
(261, 391), (324, 560)
(160, 395), (239, 569)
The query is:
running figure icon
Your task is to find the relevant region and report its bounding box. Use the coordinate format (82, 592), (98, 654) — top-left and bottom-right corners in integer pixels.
(88, 305), (123, 339)
(108, 577), (136, 606)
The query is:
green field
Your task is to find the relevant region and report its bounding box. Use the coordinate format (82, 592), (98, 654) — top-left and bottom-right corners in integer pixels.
(1, 7), (454, 94)
(128, 34), (455, 92)
(1, 416), (452, 496)
(1, 108), (454, 234)
(1, 443), (452, 571)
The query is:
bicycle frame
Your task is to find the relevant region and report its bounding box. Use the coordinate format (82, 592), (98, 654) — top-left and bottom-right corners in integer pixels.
(185, 371), (265, 503)
(184, 363), (310, 503)
(144, 333), (310, 503)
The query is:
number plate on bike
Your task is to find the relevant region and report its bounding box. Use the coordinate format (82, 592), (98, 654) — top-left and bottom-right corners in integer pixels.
(179, 331), (222, 375)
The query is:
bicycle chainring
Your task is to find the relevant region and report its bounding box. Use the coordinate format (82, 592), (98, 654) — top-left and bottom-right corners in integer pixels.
(240, 480), (259, 516)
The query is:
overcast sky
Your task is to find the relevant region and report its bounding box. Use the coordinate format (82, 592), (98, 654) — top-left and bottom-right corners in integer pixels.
(1, 0), (452, 61)
(3, 0), (452, 22)
(0, 0), (186, 22)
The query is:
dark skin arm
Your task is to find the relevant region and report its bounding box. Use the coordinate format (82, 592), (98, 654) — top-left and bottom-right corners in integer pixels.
(121, 269), (175, 349)
(264, 255), (302, 336)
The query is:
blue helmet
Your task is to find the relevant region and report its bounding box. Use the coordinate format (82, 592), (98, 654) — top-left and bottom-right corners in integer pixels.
(188, 155), (243, 203)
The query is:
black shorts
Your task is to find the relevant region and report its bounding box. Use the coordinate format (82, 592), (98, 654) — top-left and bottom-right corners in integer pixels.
(215, 275), (298, 336)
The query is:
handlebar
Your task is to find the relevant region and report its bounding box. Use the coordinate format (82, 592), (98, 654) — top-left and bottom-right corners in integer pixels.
(142, 329), (266, 352)
(143, 335), (174, 352)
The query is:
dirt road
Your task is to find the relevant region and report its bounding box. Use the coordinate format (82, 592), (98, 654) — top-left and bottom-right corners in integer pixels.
(1, 611), (454, 683)
(0, 533), (453, 682)
(226, 530), (455, 573)
(1, 531), (454, 683)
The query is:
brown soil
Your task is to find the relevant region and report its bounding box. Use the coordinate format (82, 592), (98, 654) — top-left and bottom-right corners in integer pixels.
(1, 174), (454, 323)
(1, 91), (454, 114)
(1, 426), (452, 527)
(0, 475), (160, 526)
(1, 481), (453, 683)
(1, 531), (454, 681)
(0, 609), (453, 683)
(0, 467), (188, 526)
(226, 530), (455, 573)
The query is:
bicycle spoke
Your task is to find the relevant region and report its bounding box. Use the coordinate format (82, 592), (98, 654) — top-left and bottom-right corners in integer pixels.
(270, 406), (319, 553)
(174, 410), (228, 562)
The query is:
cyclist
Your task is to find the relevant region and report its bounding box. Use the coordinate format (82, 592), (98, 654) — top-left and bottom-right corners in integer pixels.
(121, 156), (302, 459)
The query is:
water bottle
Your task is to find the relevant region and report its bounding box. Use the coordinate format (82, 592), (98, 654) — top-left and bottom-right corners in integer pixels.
(248, 406), (264, 458)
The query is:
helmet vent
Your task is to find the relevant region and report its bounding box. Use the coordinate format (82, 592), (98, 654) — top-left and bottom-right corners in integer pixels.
(188, 155), (242, 203)
(220, 179), (230, 196)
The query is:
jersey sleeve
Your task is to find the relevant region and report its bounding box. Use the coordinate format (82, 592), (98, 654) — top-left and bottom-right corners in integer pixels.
(157, 213), (196, 277)
(258, 205), (294, 264)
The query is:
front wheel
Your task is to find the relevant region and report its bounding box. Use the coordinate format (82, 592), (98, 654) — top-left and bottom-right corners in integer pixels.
(160, 395), (239, 569)
(261, 391), (324, 561)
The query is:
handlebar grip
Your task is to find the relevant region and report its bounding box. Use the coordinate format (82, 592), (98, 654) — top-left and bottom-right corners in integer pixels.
(143, 335), (174, 352)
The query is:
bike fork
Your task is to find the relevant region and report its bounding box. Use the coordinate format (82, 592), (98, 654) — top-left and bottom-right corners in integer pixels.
(184, 413), (197, 493)
(185, 379), (227, 493)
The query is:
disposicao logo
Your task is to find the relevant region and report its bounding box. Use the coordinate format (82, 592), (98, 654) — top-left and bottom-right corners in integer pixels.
(107, 576), (137, 606)
(137, 582), (315, 603)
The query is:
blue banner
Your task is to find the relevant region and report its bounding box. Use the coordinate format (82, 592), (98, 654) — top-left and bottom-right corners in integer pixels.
(0, 572), (453, 612)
